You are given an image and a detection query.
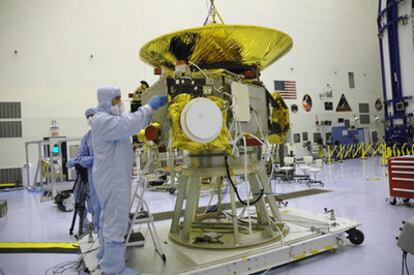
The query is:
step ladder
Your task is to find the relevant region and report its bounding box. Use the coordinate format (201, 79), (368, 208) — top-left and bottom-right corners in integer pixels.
(126, 174), (167, 262)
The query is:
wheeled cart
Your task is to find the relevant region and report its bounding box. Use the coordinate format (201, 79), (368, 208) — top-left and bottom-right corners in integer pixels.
(79, 207), (363, 274)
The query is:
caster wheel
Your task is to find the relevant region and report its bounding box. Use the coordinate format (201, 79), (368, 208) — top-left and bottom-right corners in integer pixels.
(162, 254), (167, 262)
(168, 188), (176, 195)
(347, 228), (364, 245)
(403, 198), (410, 203)
(389, 197), (397, 205)
(84, 267), (90, 273)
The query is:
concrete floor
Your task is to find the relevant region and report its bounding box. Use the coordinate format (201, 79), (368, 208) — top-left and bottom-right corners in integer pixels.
(0, 157), (413, 275)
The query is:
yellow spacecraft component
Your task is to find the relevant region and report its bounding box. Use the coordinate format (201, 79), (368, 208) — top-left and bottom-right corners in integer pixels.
(169, 93), (230, 152)
(137, 122), (162, 143)
(137, 129), (146, 143)
(268, 92), (290, 144)
(139, 24), (293, 71)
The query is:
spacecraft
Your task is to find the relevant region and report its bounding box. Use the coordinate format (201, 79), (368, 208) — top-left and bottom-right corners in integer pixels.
(139, 23), (294, 248)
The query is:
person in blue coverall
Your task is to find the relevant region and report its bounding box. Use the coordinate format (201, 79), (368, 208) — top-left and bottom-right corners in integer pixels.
(67, 107), (100, 232)
(91, 85), (166, 275)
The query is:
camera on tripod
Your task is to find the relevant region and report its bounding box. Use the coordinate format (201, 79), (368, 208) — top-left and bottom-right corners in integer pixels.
(74, 164), (88, 181)
(68, 163), (90, 238)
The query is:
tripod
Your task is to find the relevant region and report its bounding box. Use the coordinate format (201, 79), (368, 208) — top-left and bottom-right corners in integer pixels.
(69, 165), (90, 238)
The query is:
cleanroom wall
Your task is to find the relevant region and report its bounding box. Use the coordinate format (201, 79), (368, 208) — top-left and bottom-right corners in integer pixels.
(0, 0), (382, 171)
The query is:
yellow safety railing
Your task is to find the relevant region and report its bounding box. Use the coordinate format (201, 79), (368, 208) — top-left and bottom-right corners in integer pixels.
(371, 143), (383, 158)
(352, 143), (363, 159)
(360, 143), (372, 159)
(327, 145), (337, 165)
(344, 144), (355, 159)
(338, 145), (345, 163)
(323, 142), (413, 165)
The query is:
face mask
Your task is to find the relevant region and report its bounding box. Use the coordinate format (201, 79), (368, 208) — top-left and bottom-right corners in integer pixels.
(110, 103), (124, 116)
(87, 117), (93, 126)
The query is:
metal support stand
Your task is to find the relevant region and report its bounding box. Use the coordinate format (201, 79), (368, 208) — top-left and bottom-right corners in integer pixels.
(169, 150), (289, 249)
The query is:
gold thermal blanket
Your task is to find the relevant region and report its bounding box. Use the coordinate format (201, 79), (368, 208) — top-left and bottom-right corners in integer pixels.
(140, 24), (293, 72)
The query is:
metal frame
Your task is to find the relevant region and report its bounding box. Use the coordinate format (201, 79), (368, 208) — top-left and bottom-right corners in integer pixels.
(377, 0), (413, 144)
(24, 137), (81, 195)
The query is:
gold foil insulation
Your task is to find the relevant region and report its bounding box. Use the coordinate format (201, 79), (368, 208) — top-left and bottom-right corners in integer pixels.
(169, 94), (230, 152)
(140, 24), (293, 72)
(267, 92), (290, 144)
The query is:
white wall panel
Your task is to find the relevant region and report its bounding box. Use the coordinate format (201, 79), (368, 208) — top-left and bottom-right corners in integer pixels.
(0, 0), (383, 166)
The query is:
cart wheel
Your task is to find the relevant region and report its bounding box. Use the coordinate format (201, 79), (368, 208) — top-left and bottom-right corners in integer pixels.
(162, 254), (167, 262)
(347, 228), (364, 245)
(168, 187), (176, 195)
(389, 197), (397, 205)
(403, 198), (410, 203)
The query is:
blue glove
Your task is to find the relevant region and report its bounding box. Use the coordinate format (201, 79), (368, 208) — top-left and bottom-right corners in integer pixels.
(148, 96), (167, 110)
(66, 159), (78, 168)
(79, 156), (94, 169)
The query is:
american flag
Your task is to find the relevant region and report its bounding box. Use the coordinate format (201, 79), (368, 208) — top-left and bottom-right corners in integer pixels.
(274, 80), (297, 99)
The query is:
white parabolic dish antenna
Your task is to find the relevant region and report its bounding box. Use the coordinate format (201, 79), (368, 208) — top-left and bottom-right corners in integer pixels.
(180, 98), (223, 143)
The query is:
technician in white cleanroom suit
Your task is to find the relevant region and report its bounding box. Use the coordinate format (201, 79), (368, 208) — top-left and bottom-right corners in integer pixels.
(91, 85), (167, 275)
(66, 107), (99, 231)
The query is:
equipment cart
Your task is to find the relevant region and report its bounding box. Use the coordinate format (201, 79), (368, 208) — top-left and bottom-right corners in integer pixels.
(388, 156), (414, 205)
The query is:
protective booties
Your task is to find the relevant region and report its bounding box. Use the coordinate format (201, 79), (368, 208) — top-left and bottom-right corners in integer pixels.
(81, 215), (91, 234)
(99, 241), (126, 274)
(96, 230), (104, 260)
(117, 266), (140, 275)
(103, 267), (140, 275)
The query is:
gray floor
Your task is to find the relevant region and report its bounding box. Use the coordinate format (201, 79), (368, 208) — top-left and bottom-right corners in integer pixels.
(0, 157), (413, 275)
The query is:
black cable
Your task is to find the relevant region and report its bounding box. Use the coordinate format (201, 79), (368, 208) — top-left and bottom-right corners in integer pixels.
(45, 235), (98, 275)
(405, 252), (410, 275)
(403, 251), (406, 275)
(402, 251), (410, 275)
(45, 260), (80, 275)
(224, 156), (264, 206)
